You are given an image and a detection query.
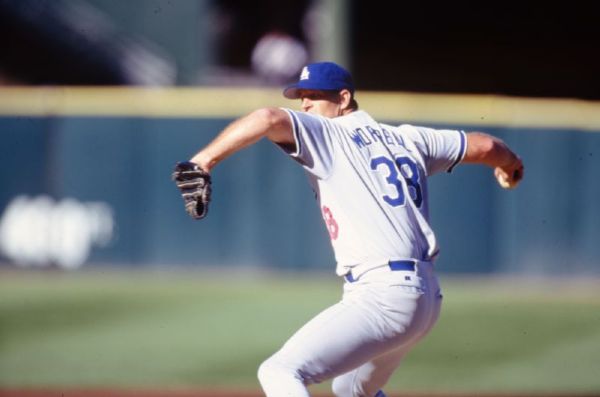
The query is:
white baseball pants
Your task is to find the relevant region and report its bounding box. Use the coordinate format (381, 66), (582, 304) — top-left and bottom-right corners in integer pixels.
(257, 262), (442, 397)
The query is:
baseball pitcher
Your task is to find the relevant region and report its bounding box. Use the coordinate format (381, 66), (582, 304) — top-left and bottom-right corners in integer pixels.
(172, 62), (524, 397)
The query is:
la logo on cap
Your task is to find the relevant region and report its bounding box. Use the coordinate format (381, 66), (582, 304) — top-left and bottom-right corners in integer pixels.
(300, 66), (310, 80)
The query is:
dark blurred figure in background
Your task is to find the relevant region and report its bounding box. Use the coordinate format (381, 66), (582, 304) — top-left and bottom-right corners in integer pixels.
(204, 0), (312, 86)
(0, 0), (175, 85)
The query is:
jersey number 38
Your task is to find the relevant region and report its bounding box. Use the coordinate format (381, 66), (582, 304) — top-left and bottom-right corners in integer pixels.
(370, 155), (423, 208)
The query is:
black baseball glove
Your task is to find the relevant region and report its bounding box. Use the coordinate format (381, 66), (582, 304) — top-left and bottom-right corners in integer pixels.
(172, 161), (212, 220)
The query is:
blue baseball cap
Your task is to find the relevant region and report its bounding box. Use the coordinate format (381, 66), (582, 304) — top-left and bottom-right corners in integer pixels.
(283, 62), (354, 99)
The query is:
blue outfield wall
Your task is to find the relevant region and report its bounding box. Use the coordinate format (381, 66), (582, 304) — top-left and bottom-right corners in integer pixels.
(1, 111), (599, 275)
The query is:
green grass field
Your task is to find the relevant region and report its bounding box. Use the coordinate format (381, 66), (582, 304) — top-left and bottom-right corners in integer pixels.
(1, 269), (600, 394)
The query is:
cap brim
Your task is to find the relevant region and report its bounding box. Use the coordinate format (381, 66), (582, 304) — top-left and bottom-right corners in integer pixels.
(283, 82), (353, 99)
(283, 85), (301, 99)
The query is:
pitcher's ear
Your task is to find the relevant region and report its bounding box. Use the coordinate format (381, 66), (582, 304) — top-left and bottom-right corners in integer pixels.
(339, 89), (353, 110)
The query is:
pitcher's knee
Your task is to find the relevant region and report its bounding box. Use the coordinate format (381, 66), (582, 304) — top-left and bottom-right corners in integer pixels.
(332, 375), (352, 397)
(258, 356), (303, 391)
(257, 359), (278, 386)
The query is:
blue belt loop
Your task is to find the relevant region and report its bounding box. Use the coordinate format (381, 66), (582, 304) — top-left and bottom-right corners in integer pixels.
(388, 260), (416, 271)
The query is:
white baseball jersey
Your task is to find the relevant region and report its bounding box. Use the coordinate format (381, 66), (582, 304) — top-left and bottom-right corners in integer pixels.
(279, 109), (466, 278)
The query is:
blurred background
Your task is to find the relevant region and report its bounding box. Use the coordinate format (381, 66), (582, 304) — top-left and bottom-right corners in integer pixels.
(1, 1), (599, 395)
(2, 1), (600, 96)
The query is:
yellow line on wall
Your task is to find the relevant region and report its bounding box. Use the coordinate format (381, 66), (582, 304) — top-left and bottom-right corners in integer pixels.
(1, 86), (600, 130)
